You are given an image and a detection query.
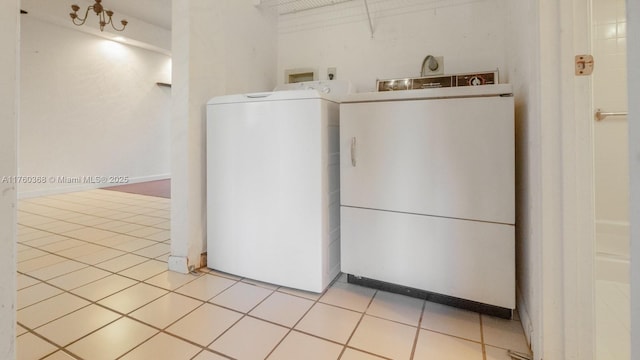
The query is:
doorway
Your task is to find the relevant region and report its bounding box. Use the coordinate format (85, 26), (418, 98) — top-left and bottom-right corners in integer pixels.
(591, 0), (630, 358)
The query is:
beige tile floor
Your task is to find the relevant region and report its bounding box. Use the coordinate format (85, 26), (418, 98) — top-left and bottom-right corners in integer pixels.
(16, 189), (532, 360)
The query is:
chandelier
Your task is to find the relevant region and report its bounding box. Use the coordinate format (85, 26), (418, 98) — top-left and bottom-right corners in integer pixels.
(69, 0), (128, 32)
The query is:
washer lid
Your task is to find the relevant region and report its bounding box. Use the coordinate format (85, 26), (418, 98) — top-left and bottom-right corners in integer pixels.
(207, 89), (338, 105)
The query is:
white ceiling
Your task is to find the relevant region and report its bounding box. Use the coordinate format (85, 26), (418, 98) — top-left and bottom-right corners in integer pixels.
(101, 0), (171, 30)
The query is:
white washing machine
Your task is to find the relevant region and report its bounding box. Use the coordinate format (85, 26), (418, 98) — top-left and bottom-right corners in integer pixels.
(206, 81), (352, 293)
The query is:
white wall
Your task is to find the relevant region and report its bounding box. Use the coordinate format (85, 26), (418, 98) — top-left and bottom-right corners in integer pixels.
(505, 1), (541, 355)
(169, 0), (277, 272)
(0, 1), (18, 358)
(277, 0), (508, 92)
(627, 0), (640, 358)
(20, 0), (171, 55)
(19, 16), (172, 198)
(593, 0), (629, 266)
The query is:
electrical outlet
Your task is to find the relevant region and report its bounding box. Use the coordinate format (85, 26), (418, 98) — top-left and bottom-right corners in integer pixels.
(327, 67), (337, 80)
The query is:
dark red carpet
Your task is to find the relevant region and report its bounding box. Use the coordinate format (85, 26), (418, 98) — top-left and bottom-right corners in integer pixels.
(102, 179), (171, 198)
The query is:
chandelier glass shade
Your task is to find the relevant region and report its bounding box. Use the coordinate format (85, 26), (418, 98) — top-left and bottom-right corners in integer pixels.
(70, 0), (128, 32)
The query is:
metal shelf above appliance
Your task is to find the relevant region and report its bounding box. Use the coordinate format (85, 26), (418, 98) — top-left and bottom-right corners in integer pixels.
(258, 0), (374, 37)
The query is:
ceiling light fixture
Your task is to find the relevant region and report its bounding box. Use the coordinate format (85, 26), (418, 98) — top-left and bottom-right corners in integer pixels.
(70, 0), (128, 32)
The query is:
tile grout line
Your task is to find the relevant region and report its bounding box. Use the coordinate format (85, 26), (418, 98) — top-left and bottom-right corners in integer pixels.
(409, 298), (427, 360)
(336, 288), (378, 360)
(480, 313), (487, 360)
(259, 276), (340, 360)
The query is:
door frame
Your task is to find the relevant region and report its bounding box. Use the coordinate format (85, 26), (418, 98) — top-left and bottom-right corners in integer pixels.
(562, 0), (597, 358)
(540, 0), (596, 358)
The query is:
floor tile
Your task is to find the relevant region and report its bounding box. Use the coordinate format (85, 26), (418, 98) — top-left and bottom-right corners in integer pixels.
(17, 229), (53, 242)
(94, 253), (148, 273)
(319, 281), (376, 312)
(39, 222), (86, 234)
(18, 293), (90, 329)
(17, 248), (48, 263)
(485, 345), (515, 360)
(166, 303), (243, 347)
(41, 350), (79, 360)
(13, 189), (533, 360)
(27, 259), (88, 281)
(18, 214), (58, 227)
(56, 243), (106, 259)
(482, 315), (531, 354)
(16, 332), (57, 360)
(130, 292), (203, 329)
(75, 247), (126, 265)
(205, 269), (242, 281)
(414, 329), (483, 359)
(268, 330), (343, 360)
(17, 282), (63, 309)
(112, 237), (158, 252)
(250, 291), (315, 327)
(348, 315), (416, 359)
(210, 316), (288, 360)
(48, 266), (111, 290)
(211, 281), (273, 313)
(420, 301), (482, 342)
(340, 348), (387, 360)
(366, 290), (424, 327)
(71, 274), (138, 302)
(66, 317), (157, 360)
(113, 222), (151, 234)
(175, 273), (237, 301)
(119, 332), (201, 360)
(133, 243), (170, 258)
(88, 233), (137, 248)
(98, 282), (168, 314)
(144, 270), (199, 290)
(35, 304), (121, 346)
(118, 259), (167, 281)
(144, 229), (170, 242)
(16, 274), (40, 290)
(278, 287), (323, 301)
(295, 302), (362, 344)
(18, 254), (67, 273)
(39, 238), (86, 253)
(22, 234), (71, 249)
(65, 215), (112, 227)
(192, 350), (229, 360)
(242, 278), (280, 290)
(127, 226), (166, 239)
(17, 324), (28, 336)
(63, 227), (118, 243)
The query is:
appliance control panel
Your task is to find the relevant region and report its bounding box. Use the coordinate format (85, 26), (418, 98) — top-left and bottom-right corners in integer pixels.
(377, 70), (498, 92)
(274, 80), (354, 96)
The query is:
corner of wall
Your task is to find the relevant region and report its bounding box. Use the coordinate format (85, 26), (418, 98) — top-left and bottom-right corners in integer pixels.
(167, 255), (190, 274)
(517, 285), (534, 350)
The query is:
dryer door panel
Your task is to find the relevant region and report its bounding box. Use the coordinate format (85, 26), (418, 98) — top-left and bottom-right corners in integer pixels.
(339, 96), (514, 224)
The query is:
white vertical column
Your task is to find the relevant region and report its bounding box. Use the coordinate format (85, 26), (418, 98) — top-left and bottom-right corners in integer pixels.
(169, 0), (277, 273)
(0, 0), (19, 357)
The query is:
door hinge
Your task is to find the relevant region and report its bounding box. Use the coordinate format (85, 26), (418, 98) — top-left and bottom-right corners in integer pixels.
(575, 55), (594, 76)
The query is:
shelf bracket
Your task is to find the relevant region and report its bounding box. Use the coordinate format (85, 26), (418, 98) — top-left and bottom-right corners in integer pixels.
(363, 0), (374, 38)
